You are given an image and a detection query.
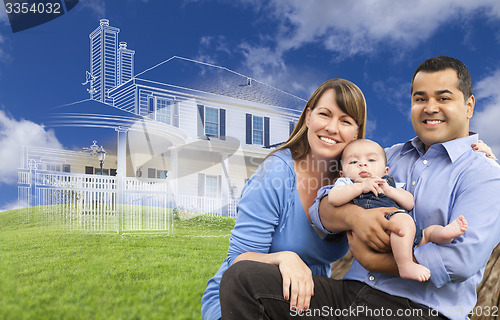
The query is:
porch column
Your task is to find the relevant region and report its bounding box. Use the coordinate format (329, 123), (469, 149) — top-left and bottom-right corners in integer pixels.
(115, 126), (128, 216)
(170, 147), (179, 198)
(221, 152), (230, 215)
(115, 126), (128, 178)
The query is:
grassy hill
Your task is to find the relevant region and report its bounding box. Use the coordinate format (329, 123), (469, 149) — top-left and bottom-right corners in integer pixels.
(0, 208), (235, 320)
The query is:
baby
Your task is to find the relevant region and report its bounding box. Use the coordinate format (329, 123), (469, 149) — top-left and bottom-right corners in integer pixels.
(328, 139), (468, 281)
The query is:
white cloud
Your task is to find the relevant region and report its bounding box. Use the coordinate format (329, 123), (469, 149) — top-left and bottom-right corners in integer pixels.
(239, 42), (285, 85)
(196, 35), (232, 64)
(0, 11), (7, 63)
(0, 199), (28, 212)
(236, 0), (500, 94)
(365, 118), (377, 138)
(0, 34), (4, 62)
(471, 69), (500, 157)
(201, 35), (231, 56)
(0, 2), (8, 25)
(267, 0), (500, 55)
(0, 110), (63, 185)
(77, 0), (106, 17)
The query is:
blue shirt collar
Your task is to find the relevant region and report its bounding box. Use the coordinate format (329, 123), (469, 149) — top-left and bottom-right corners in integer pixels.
(400, 132), (479, 163)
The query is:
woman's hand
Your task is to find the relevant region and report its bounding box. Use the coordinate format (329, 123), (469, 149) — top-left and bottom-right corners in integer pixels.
(472, 140), (498, 160)
(233, 251), (314, 313)
(276, 251), (314, 314)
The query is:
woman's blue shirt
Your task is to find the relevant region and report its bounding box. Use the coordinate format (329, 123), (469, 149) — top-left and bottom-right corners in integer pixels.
(201, 149), (349, 319)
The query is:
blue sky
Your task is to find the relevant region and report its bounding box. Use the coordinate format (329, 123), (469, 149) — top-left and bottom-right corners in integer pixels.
(1, 0), (500, 210)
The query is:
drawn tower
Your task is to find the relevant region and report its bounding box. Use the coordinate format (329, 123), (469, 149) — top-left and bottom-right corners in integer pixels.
(89, 19), (134, 104)
(117, 42), (135, 86)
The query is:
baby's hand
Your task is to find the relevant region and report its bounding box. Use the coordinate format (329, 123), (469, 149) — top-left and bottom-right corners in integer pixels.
(373, 177), (391, 194)
(360, 178), (384, 196)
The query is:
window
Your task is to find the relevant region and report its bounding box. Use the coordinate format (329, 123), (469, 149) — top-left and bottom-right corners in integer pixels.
(246, 114), (270, 147)
(148, 168), (156, 179)
(46, 164), (61, 171)
(252, 116), (264, 145)
(148, 96), (179, 127)
(197, 105), (226, 140)
(95, 168), (109, 175)
(85, 166), (94, 175)
(198, 173), (221, 197)
(157, 170), (168, 179)
(156, 98), (172, 125)
(205, 175), (219, 197)
(62, 164), (71, 173)
(205, 107), (219, 136)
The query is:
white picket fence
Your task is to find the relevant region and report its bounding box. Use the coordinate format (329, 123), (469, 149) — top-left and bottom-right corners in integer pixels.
(18, 170), (238, 233)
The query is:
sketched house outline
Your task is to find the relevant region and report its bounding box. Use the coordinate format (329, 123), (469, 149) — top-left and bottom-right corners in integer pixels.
(20, 19), (305, 217)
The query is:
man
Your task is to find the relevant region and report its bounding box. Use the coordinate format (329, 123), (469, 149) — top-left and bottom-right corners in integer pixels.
(219, 56), (500, 320)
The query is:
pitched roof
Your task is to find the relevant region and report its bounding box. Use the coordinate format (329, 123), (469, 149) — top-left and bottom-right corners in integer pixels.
(135, 56), (306, 111)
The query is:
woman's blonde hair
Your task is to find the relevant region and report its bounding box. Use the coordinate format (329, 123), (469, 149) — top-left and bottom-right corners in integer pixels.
(273, 78), (367, 160)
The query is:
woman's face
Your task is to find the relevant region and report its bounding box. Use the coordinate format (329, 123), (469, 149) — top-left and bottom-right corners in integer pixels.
(305, 89), (359, 162)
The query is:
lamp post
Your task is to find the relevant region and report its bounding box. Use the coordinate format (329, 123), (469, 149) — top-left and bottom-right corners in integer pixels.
(84, 141), (106, 175)
(98, 146), (106, 175)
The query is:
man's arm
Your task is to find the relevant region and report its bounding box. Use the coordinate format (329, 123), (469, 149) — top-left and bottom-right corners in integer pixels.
(318, 197), (402, 252)
(346, 231), (399, 276)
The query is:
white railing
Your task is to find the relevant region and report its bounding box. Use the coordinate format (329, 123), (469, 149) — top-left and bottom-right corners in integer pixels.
(175, 195), (239, 218)
(17, 170), (239, 232)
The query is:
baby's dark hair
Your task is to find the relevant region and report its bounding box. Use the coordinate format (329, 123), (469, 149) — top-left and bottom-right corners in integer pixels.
(340, 139), (387, 169)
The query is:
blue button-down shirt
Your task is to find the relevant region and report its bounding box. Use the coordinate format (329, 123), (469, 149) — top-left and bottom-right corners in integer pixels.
(310, 134), (500, 320)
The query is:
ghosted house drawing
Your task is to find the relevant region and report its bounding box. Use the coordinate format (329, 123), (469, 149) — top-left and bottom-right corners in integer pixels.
(18, 19), (304, 225)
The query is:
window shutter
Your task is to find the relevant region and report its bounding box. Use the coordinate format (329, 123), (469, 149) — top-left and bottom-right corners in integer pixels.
(197, 104), (205, 138)
(173, 102), (179, 127)
(264, 117), (270, 147)
(148, 96), (155, 114)
(289, 121), (295, 136)
(219, 109), (226, 140)
(198, 173), (205, 197)
(246, 113), (252, 144)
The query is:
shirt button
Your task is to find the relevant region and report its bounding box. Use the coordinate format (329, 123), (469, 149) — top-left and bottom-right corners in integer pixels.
(369, 276), (375, 281)
(423, 160), (428, 165)
(412, 181), (416, 186)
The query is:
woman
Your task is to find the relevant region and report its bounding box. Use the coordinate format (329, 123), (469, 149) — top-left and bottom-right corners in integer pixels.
(201, 78), (373, 319)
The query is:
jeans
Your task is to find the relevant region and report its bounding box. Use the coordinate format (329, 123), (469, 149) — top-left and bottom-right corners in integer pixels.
(220, 260), (448, 320)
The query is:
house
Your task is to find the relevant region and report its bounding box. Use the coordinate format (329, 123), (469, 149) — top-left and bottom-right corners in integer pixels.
(19, 19), (305, 221)
(106, 55), (304, 212)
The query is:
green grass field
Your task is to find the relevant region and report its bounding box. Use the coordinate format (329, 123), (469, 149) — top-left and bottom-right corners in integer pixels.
(0, 208), (235, 320)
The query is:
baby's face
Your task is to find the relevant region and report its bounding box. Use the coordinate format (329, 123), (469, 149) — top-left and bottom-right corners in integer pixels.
(340, 141), (388, 183)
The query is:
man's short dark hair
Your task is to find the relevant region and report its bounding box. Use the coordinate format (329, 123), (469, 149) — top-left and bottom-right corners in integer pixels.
(411, 56), (473, 102)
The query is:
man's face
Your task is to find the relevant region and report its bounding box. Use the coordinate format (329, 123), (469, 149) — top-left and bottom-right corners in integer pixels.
(411, 68), (474, 150)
